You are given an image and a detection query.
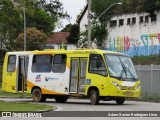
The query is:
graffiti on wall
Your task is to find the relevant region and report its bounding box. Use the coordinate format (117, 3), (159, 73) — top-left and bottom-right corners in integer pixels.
(109, 33), (160, 56)
(109, 36), (141, 52)
(141, 33), (160, 50)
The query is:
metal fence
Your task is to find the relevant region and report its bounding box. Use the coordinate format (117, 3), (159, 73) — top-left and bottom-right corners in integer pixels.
(0, 64), (160, 98)
(135, 64), (160, 97)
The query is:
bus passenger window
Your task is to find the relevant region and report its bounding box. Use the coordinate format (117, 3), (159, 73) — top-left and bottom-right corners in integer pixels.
(89, 54), (107, 76)
(7, 55), (16, 72)
(32, 55), (52, 72)
(52, 54), (66, 73)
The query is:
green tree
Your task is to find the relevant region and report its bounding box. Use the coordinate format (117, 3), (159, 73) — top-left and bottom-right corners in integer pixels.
(38, 0), (70, 29)
(143, 0), (158, 14)
(67, 24), (79, 44)
(14, 0), (69, 35)
(27, 8), (54, 35)
(61, 24), (72, 32)
(16, 28), (47, 50)
(0, 0), (70, 51)
(0, 0), (22, 50)
(61, 24), (79, 44)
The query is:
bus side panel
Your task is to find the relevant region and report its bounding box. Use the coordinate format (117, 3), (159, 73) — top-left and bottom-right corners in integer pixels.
(27, 55), (70, 95)
(27, 72), (70, 95)
(85, 73), (110, 96)
(2, 54), (17, 93)
(2, 53), (8, 91)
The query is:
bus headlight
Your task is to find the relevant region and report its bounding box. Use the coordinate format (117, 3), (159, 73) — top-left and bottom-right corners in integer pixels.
(112, 81), (121, 89)
(135, 84), (141, 90)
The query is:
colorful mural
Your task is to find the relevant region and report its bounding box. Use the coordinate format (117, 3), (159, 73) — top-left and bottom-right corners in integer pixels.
(108, 33), (160, 56)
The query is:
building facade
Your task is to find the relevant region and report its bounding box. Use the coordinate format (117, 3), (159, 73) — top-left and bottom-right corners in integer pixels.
(107, 11), (160, 56)
(78, 4), (160, 56)
(46, 32), (76, 50)
(77, 5), (88, 34)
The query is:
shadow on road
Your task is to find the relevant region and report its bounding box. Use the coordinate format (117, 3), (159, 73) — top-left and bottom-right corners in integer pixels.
(35, 98), (137, 106)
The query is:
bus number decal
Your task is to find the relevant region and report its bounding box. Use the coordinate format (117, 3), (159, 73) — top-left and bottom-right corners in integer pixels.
(35, 74), (41, 82)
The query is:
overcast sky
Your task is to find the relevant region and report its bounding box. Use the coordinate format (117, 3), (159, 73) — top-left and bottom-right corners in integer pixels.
(55, 0), (86, 31)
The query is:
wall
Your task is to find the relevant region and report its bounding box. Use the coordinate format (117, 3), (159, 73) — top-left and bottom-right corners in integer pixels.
(107, 11), (160, 56)
(108, 34), (160, 56)
(79, 9), (88, 33)
(45, 44), (77, 50)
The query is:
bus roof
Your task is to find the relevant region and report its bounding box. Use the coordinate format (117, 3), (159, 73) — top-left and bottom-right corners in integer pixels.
(7, 49), (127, 56)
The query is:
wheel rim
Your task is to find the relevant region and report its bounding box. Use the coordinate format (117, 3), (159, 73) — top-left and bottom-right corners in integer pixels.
(33, 90), (41, 101)
(91, 91), (96, 104)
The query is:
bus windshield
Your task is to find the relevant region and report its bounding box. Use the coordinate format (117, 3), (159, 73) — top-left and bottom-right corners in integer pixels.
(104, 54), (138, 80)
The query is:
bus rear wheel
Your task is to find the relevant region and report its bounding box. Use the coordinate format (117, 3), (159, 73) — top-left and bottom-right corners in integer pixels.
(90, 89), (99, 105)
(54, 96), (68, 103)
(116, 97), (125, 105)
(32, 88), (46, 102)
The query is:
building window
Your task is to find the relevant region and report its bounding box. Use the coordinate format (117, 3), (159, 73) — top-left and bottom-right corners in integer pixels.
(32, 55), (52, 72)
(132, 17), (136, 25)
(139, 16), (143, 23)
(52, 54), (66, 73)
(7, 55), (16, 72)
(127, 18), (130, 25)
(119, 19), (124, 26)
(45, 45), (55, 49)
(110, 20), (117, 27)
(151, 14), (157, 22)
(145, 16), (149, 23)
(89, 54), (107, 76)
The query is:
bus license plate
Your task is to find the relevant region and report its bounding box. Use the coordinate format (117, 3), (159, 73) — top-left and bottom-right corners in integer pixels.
(123, 91), (133, 96)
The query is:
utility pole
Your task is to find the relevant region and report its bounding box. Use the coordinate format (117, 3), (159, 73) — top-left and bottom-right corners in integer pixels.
(87, 0), (91, 48)
(23, 2), (26, 51)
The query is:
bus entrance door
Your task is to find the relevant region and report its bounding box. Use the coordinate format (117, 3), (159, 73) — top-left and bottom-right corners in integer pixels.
(17, 56), (28, 93)
(69, 58), (87, 94)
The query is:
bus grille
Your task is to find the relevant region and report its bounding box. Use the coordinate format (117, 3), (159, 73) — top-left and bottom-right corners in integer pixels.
(121, 86), (135, 90)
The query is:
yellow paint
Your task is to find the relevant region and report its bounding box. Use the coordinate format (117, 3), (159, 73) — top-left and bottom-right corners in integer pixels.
(66, 62), (70, 69)
(149, 34), (158, 47)
(85, 74), (140, 98)
(149, 34), (158, 37)
(2, 49), (140, 99)
(2, 53), (17, 93)
(117, 36), (124, 52)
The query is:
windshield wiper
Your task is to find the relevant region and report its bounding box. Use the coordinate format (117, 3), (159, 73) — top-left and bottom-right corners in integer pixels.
(119, 62), (127, 79)
(125, 67), (136, 81)
(119, 69), (125, 80)
(120, 61), (136, 81)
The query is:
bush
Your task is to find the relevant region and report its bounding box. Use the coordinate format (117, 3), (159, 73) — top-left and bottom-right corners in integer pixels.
(132, 55), (160, 65)
(0, 49), (6, 66)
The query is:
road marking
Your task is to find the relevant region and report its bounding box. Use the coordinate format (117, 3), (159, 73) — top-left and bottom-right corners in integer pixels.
(55, 106), (62, 111)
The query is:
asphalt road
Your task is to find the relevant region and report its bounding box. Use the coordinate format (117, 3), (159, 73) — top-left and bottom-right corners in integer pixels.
(0, 98), (160, 120)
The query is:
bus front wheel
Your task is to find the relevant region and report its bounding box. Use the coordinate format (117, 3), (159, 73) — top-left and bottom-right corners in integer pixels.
(116, 97), (125, 105)
(32, 88), (46, 102)
(90, 89), (99, 105)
